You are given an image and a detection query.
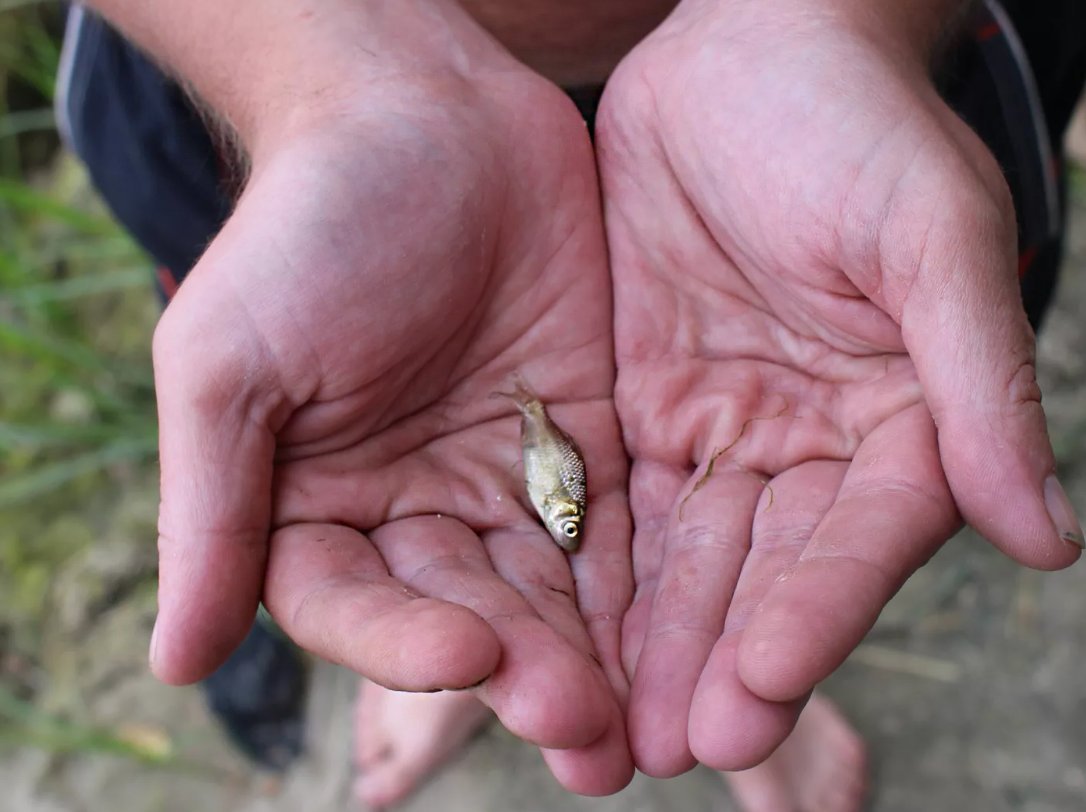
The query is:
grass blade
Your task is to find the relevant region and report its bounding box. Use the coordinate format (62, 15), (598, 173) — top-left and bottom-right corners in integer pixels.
(0, 437), (158, 508)
(0, 685), (174, 766)
(0, 178), (121, 236)
(0, 418), (156, 450)
(1, 268), (150, 305)
(0, 0), (54, 12)
(0, 316), (153, 388)
(0, 107), (56, 139)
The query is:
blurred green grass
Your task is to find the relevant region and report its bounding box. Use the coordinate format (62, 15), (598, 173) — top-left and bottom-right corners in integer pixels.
(0, 2), (159, 676)
(0, 681), (175, 764)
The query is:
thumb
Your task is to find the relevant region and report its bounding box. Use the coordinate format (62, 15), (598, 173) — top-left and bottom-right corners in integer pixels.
(896, 160), (1081, 570)
(149, 277), (286, 685)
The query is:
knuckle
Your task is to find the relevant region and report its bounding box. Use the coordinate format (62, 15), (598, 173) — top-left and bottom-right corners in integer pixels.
(153, 300), (278, 422)
(674, 522), (748, 557)
(1005, 357), (1043, 409)
(644, 612), (720, 646)
(153, 304), (240, 383)
(866, 150), (1016, 306)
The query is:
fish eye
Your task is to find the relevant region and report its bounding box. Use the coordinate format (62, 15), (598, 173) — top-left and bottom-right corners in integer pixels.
(561, 521), (580, 538)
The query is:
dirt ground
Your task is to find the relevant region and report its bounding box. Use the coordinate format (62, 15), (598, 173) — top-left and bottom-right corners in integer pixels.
(5, 158), (1086, 812)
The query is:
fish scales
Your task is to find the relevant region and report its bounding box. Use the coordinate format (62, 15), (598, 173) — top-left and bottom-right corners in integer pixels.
(499, 379), (587, 552)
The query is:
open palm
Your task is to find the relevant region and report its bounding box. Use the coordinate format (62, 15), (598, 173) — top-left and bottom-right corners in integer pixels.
(149, 73), (633, 794)
(597, 2), (1080, 777)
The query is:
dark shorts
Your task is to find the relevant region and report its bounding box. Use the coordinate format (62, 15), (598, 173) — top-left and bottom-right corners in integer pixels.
(57, 1), (1086, 328)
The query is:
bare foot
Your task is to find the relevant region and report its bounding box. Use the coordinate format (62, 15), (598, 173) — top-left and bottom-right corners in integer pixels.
(353, 680), (492, 809)
(721, 694), (866, 812)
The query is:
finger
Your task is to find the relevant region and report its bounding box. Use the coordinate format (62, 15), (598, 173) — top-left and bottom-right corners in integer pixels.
(628, 466), (763, 777)
(150, 289), (283, 685)
(737, 404), (960, 702)
(263, 522), (501, 691)
(369, 516), (617, 755)
(688, 460), (846, 770)
(893, 149), (1082, 569)
(480, 524), (594, 662)
(565, 488), (634, 704)
(541, 702), (635, 797)
(554, 402), (634, 706)
(621, 460), (686, 680)
(691, 639), (809, 770)
(482, 522), (635, 795)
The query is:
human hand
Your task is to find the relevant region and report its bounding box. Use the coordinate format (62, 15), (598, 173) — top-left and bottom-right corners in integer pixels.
(147, 40), (633, 796)
(597, 0), (1081, 776)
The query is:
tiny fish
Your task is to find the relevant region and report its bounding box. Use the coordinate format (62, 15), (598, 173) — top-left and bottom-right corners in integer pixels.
(496, 379), (587, 552)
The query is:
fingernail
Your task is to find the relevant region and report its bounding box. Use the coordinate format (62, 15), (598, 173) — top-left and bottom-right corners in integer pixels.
(149, 619), (161, 667)
(1044, 474), (1084, 549)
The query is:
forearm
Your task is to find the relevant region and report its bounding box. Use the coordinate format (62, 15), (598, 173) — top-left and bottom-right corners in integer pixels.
(82, 0), (509, 158)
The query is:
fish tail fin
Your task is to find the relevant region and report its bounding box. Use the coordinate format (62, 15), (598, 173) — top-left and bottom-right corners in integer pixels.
(490, 372), (542, 413)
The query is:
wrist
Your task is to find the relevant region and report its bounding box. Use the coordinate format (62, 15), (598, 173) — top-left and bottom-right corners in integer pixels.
(240, 1), (524, 162)
(814, 0), (973, 66)
(85, 0), (516, 162)
(674, 0), (971, 69)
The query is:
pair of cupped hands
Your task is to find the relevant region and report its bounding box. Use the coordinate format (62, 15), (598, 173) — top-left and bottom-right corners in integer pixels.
(147, 0), (1079, 795)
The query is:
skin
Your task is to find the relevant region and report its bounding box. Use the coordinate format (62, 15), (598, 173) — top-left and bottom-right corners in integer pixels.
(82, 0), (1081, 794)
(89, 0), (634, 794)
(158, 76), (636, 795)
(597, 0), (1081, 775)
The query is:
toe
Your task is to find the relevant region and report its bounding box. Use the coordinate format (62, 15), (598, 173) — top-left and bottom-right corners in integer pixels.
(353, 681), (391, 768)
(354, 760), (426, 810)
(722, 766), (797, 812)
(354, 738), (391, 770)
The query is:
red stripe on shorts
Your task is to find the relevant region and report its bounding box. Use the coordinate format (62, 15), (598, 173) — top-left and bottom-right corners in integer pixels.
(156, 266), (180, 300)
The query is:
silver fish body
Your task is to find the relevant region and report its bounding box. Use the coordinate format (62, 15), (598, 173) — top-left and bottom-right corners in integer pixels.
(501, 382), (586, 552)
